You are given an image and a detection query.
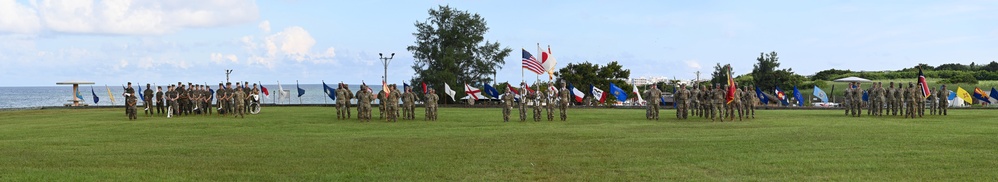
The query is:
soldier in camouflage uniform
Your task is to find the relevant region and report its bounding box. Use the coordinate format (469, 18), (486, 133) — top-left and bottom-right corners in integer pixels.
(701, 86), (710, 119)
(928, 87), (938, 115)
(690, 85), (699, 118)
(884, 82), (897, 115)
(676, 84), (689, 119)
(905, 83), (917, 119)
(647, 85), (661, 120)
(545, 88), (555, 121)
(711, 84), (725, 121)
(502, 86), (515, 122)
(388, 84), (402, 122)
(378, 88), (387, 120)
(938, 85), (949, 116)
(336, 83), (345, 119)
(916, 83), (925, 117)
(742, 85), (755, 119)
(143, 83), (154, 116)
(559, 81), (570, 121)
(727, 84), (743, 121)
(155, 86), (164, 116)
(402, 85), (416, 120)
(425, 88), (439, 121)
(233, 86), (245, 118)
(529, 85), (541, 122)
(844, 82), (853, 116)
(357, 84), (374, 122)
(875, 82), (886, 116)
(125, 82), (137, 120)
(894, 82), (904, 116)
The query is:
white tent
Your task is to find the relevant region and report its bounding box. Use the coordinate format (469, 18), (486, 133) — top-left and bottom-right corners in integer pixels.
(949, 98), (968, 107)
(832, 76), (873, 82)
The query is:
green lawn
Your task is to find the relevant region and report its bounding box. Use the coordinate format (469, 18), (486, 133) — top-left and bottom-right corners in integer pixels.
(1, 107), (996, 181)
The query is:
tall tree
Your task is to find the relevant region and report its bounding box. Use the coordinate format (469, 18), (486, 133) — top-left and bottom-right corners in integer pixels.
(710, 63), (732, 86)
(751, 51), (802, 90)
(407, 5), (512, 103)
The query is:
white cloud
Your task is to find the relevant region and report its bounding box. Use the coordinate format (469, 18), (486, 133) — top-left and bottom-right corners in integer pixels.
(210, 52), (238, 63)
(258, 20), (270, 33)
(0, 0), (42, 33)
(227, 25), (338, 68)
(2, 0), (259, 35)
(685, 59), (702, 70)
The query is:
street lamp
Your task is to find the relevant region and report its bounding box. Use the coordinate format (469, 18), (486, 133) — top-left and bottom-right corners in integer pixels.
(379, 53), (395, 85)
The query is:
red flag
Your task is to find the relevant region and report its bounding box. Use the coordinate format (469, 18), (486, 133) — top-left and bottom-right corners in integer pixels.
(261, 85), (270, 96)
(918, 66), (930, 98)
(525, 84), (535, 94)
(725, 65), (736, 104)
(421, 82), (427, 93)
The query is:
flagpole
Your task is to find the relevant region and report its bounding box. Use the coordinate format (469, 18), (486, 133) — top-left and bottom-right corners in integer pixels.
(323, 80), (327, 104)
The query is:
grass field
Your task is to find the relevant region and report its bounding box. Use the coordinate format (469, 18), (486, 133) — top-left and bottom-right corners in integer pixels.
(2, 107), (997, 181)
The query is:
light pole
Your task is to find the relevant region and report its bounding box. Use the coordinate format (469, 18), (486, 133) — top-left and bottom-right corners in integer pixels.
(379, 53), (395, 85)
(225, 69), (233, 82)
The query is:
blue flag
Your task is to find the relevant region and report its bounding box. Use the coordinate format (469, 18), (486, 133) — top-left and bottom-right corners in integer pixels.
(755, 86), (769, 104)
(948, 89), (956, 100)
(297, 81), (305, 97)
(775, 86), (789, 106)
(91, 86), (99, 104)
(76, 90), (84, 100)
(990, 87), (998, 102)
(209, 88), (215, 101)
(793, 86), (804, 106)
(862, 90), (869, 102)
(403, 82), (410, 92)
(812, 86), (828, 103)
(323, 81), (336, 100)
(137, 84), (144, 100)
(608, 83), (628, 102)
(483, 83), (500, 98)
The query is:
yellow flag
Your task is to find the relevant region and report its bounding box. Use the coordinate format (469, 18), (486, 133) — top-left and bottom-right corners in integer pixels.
(956, 86), (972, 104)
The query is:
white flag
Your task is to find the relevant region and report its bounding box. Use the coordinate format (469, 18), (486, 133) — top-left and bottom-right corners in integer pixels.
(444, 83), (457, 101)
(632, 84), (644, 103)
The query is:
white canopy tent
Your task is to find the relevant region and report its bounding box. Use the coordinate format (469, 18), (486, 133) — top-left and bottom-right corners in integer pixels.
(832, 76), (873, 83)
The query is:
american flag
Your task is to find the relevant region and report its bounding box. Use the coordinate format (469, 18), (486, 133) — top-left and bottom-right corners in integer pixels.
(522, 49), (544, 75)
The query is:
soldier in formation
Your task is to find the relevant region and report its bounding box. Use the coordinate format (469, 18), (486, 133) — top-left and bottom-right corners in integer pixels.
(233, 86), (245, 118)
(336, 83), (347, 119)
(711, 84), (725, 121)
(874, 82), (886, 116)
(937, 85), (949, 116)
(528, 85), (541, 122)
(675, 84), (689, 119)
(378, 88), (387, 119)
(143, 83), (153, 116)
(927, 87), (937, 115)
(424, 88), (439, 121)
(905, 82), (917, 119)
(545, 88), (556, 121)
(356, 84), (374, 122)
(389, 84), (402, 122)
(690, 85), (700, 118)
(402, 86), (416, 120)
(726, 84), (742, 121)
(647, 85), (661, 120)
(916, 83), (926, 117)
(742, 85), (755, 119)
(124, 82), (138, 120)
(884, 82), (897, 116)
(502, 86), (515, 122)
(155, 86), (165, 116)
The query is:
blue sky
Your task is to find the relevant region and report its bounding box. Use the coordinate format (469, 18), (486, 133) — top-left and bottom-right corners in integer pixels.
(1, 0), (997, 86)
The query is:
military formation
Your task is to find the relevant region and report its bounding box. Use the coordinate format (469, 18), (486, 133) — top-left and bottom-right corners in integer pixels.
(499, 81), (569, 122)
(660, 83), (759, 122)
(846, 81), (950, 119)
(122, 81), (261, 120)
(333, 83), (440, 122)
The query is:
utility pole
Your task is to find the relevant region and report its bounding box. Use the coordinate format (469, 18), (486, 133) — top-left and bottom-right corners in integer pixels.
(379, 53), (395, 85)
(225, 69), (233, 82)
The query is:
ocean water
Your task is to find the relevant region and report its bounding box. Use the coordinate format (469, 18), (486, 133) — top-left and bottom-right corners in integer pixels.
(0, 84), (392, 109)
